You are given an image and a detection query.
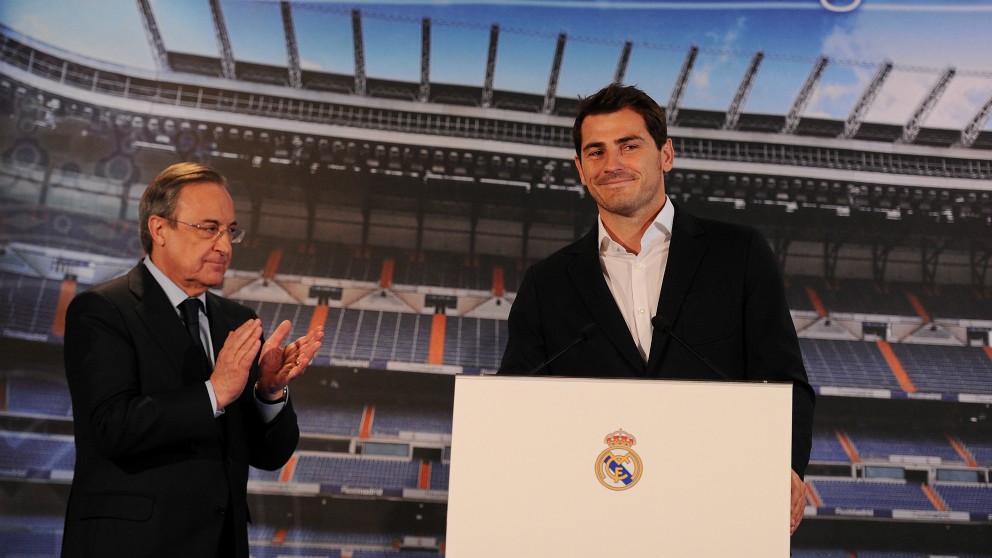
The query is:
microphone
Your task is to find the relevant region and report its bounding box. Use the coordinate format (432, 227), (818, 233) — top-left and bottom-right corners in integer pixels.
(527, 323), (598, 376)
(651, 315), (733, 382)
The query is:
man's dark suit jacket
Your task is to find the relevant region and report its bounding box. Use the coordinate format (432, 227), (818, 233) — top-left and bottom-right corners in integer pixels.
(62, 264), (299, 558)
(499, 204), (815, 477)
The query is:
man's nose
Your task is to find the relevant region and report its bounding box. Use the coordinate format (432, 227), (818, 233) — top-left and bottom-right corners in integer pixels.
(213, 230), (233, 254)
(603, 148), (624, 170)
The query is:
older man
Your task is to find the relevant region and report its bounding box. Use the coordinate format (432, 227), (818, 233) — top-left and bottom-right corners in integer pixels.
(62, 162), (323, 557)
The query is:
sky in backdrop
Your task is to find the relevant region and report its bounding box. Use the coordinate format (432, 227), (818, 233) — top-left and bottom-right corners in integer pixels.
(2, 0), (991, 130)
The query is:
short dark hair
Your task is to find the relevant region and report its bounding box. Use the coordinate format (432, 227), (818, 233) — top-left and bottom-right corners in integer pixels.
(138, 162), (227, 254)
(572, 84), (668, 157)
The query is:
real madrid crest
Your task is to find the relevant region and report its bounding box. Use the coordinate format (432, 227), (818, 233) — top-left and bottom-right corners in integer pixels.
(595, 428), (643, 491)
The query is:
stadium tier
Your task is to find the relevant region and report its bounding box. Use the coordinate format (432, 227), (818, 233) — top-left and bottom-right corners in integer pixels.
(247, 546), (342, 558)
(790, 551), (851, 558)
(4, 270), (990, 392)
(843, 427), (966, 465)
(888, 344), (992, 395)
(957, 433), (992, 468)
(788, 277), (919, 317)
(0, 432), (74, 478)
(4, 26), (992, 180)
(6, 374), (72, 418)
(296, 403), (366, 437)
(429, 462), (450, 492)
(371, 407), (453, 437)
(800, 338), (905, 391)
(230, 242), (527, 293)
(291, 456), (422, 489)
(809, 479), (937, 511)
(0, 272), (65, 340)
(2, 6), (992, 556)
(0, 516), (64, 558)
(810, 429), (854, 463)
(936, 484), (992, 515)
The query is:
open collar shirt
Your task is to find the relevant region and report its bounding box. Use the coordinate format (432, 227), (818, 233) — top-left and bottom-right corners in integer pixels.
(597, 195), (675, 362)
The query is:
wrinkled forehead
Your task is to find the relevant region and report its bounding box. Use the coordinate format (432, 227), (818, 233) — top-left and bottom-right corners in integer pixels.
(174, 182), (236, 222)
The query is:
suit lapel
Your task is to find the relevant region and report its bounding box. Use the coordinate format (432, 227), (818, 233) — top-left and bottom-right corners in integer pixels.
(568, 229), (645, 375)
(646, 205), (707, 374)
(129, 265), (198, 381)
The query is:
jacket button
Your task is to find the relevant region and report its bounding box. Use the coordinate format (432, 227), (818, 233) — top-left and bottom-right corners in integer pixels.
(215, 506), (226, 516)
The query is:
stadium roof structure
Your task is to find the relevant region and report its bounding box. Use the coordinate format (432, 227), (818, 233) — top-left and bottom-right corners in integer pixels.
(123, 2), (992, 150)
(1, 4), (991, 290)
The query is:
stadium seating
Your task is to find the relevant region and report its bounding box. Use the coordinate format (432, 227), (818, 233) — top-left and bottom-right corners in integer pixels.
(934, 483), (992, 514)
(6, 375), (73, 417)
(917, 284), (992, 321)
(844, 426), (965, 465)
(789, 550), (851, 558)
(3, 19), (992, 558)
(0, 515), (63, 558)
(956, 433), (992, 468)
(809, 429), (852, 463)
(371, 407), (452, 437)
(0, 531), (62, 557)
(888, 344), (992, 395)
(248, 466), (284, 483)
(292, 455), (421, 489)
(296, 403), (366, 437)
(249, 545), (343, 558)
(442, 316), (507, 370)
(0, 432), (75, 476)
(352, 551), (441, 558)
(230, 239), (527, 294)
(788, 277), (918, 317)
(800, 339), (904, 391)
(0, 272), (65, 339)
(429, 462), (450, 491)
(810, 479), (936, 511)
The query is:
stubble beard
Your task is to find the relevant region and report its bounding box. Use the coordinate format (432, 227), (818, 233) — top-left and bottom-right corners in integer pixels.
(593, 182), (661, 219)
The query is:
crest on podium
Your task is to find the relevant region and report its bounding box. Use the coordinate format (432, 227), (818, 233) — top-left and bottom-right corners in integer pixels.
(595, 428), (643, 491)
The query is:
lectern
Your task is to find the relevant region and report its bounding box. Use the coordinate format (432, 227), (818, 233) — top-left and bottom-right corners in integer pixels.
(446, 375), (792, 557)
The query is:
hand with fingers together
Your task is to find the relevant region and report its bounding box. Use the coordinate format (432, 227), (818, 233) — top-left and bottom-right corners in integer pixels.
(790, 469), (808, 535)
(209, 318), (263, 411)
(255, 320), (325, 402)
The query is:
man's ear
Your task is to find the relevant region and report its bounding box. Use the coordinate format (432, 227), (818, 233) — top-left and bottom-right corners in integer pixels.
(660, 138), (675, 172)
(574, 155), (586, 185)
(147, 215), (169, 247)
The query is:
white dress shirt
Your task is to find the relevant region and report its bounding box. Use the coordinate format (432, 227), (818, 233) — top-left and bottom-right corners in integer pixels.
(597, 196), (675, 361)
(144, 258), (284, 421)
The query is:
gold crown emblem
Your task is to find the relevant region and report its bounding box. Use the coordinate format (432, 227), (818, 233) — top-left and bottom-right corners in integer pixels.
(604, 428), (636, 447)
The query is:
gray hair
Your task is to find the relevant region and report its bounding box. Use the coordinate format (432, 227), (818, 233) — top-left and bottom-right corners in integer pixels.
(138, 162), (227, 254)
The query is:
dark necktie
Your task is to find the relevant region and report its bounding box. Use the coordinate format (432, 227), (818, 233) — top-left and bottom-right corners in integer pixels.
(179, 298), (209, 364)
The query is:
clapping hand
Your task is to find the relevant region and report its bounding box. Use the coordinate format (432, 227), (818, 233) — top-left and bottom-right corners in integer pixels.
(255, 320), (324, 401)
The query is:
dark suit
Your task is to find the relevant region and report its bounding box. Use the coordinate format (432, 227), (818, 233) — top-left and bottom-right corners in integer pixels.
(500, 204), (815, 476)
(62, 264), (299, 558)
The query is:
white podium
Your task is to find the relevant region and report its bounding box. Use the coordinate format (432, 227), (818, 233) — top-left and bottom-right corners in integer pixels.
(445, 375), (792, 557)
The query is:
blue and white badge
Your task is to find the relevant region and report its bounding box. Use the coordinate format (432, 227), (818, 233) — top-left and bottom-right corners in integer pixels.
(595, 428), (643, 491)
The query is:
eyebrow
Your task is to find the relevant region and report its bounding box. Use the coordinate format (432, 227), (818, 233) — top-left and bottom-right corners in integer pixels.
(582, 134), (646, 153)
(198, 218), (239, 227)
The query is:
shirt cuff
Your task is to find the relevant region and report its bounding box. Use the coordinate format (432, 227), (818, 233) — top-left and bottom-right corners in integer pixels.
(253, 385), (288, 424)
(205, 380), (224, 418)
